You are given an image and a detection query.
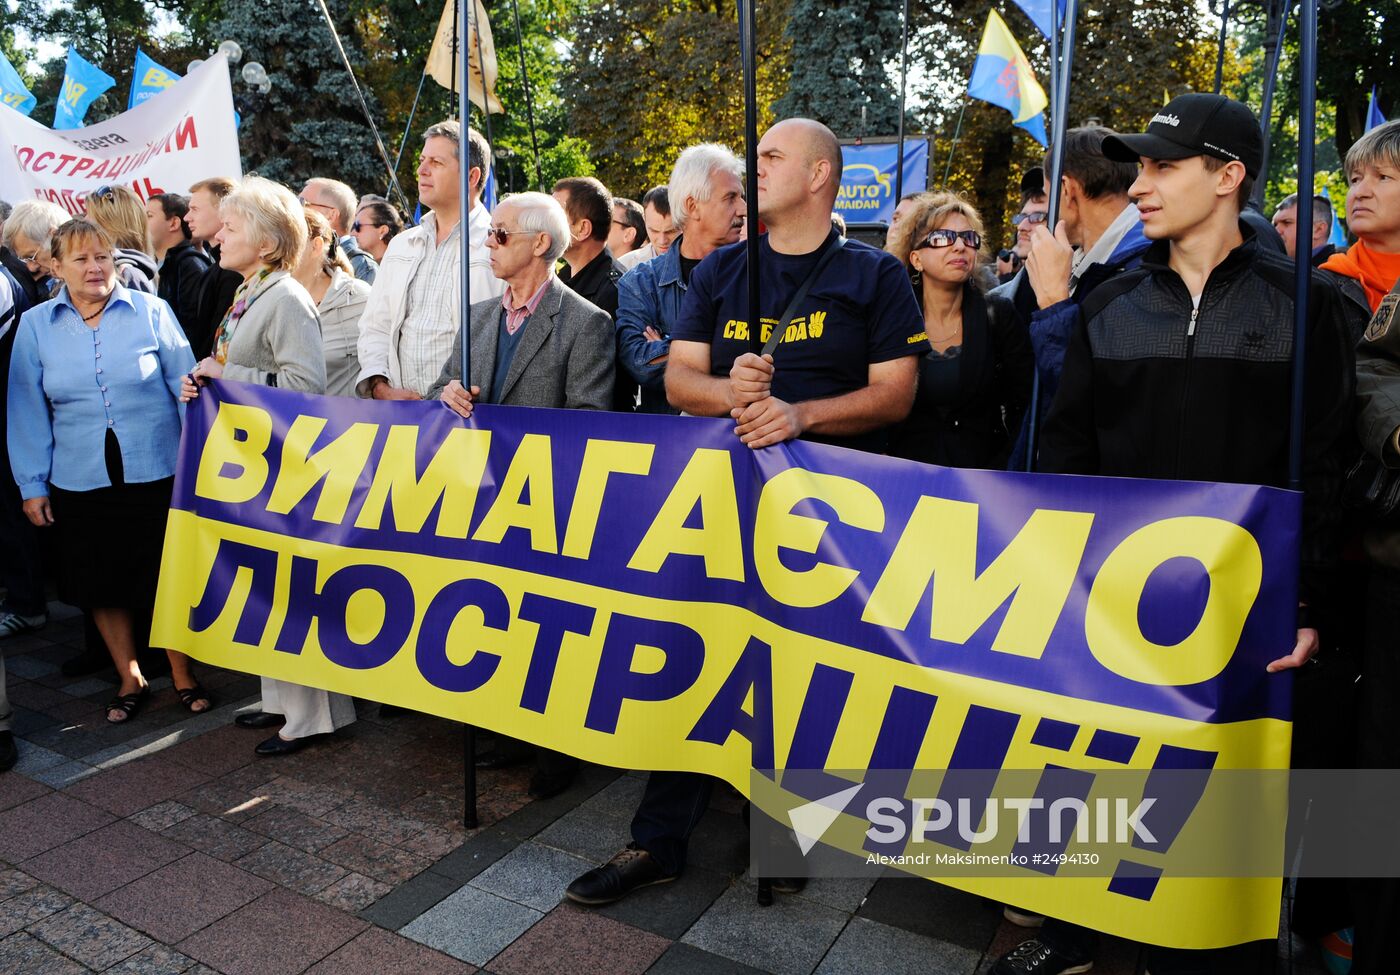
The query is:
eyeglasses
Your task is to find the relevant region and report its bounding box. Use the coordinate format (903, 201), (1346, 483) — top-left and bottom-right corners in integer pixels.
(351, 221), (383, 232)
(917, 229), (982, 250)
(21, 249), (44, 268)
(486, 226), (534, 245)
(1011, 211), (1049, 227)
(299, 198), (337, 214)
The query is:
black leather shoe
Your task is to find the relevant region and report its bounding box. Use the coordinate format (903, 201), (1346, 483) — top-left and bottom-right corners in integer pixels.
(527, 768), (576, 800)
(254, 734), (312, 756)
(0, 731), (17, 772)
(235, 711), (285, 729)
(565, 846), (675, 905)
(991, 938), (1094, 975)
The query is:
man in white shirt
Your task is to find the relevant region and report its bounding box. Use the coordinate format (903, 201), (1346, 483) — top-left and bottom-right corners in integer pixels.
(357, 122), (506, 400)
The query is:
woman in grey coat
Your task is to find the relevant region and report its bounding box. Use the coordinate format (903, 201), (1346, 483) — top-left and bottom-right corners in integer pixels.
(293, 209), (368, 397)
(179, 175), (357, 757)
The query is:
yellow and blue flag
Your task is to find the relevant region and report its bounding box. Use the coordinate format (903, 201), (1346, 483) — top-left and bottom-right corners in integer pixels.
(1367, 86), (1387, 133)
(0, 49), (36, 116)
(968, 10), (1048, 146)
(128, 48), (180, 110)
(54, 46), (115, 130)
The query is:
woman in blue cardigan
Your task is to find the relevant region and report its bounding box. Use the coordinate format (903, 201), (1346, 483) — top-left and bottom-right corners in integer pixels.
(7, 219), (208, 722)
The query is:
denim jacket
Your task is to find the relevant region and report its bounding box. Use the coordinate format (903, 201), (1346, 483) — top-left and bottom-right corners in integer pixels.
(615, 239), (686, 414)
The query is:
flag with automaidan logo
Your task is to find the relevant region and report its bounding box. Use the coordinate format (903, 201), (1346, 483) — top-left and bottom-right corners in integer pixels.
(426, 0), (503, 113)
(967, 9), (1049, 145)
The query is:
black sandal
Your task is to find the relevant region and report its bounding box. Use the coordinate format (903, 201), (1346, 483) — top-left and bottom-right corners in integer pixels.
(105, 687), (149, 724)
(176, 684), (213, 713)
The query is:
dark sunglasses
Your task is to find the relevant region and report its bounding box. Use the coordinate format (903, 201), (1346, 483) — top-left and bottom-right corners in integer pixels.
(351, 221), (383, 232)
(1011, 211), (1049, 227)
(487, 226), (534, 246)
(918, 229), (982, 250)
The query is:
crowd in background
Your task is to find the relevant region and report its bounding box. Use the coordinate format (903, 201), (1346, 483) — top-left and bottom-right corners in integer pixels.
(2, 94), (1400, 975)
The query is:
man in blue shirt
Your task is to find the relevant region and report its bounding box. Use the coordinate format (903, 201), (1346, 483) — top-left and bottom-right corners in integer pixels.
(615, 143), (746, 413)
(564, 117), (928, 909)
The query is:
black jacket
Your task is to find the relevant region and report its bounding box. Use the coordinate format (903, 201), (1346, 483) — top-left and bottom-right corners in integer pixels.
(188, 246), (244, 359)
(0, 248), (45, 313)
(559, 246), (630, 410)
(1040, 225), (1355, 609)
(157, 240), (212, 340)
(887, 287), (1032, 469)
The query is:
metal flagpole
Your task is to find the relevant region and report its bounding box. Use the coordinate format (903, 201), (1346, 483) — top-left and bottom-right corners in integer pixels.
(739, 0), (762, 359)
(893, 0), (911, 204)
(508, 0), (544, 189)
(1213, 0), (1231, 94)
(1289, 0), (1317, 488)
(458, 0), (478, 831)
(1024, 0), (1079, 473)
(940, 94), (969, 188)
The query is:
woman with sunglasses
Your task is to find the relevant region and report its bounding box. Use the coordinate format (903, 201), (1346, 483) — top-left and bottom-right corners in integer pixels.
(294, 209), (369, 397)
(885, 192), (1033, 469)
(351, 200), (404, 264)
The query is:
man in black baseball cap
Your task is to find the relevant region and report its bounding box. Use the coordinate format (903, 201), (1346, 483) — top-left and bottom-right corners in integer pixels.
(989, 92), (1356, 975)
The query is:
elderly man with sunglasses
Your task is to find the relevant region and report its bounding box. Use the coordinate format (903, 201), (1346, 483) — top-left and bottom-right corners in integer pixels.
(356, 121), (506, 401)
(425, 189), (614, 799)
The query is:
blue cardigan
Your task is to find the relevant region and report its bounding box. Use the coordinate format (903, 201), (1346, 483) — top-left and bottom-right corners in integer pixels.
(7, 284), (194, 499)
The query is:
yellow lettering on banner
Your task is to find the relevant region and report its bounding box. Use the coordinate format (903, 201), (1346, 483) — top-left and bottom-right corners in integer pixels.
(562, 440), (656, 560)
(1084, 516), (1262, 686)
(266, 417), (378, 523)
(194, 403), (272, 503)
(628, 448), (744, 581)
(474, 434), (558, 553)
(863, 498), (1093, 657)
(354, 426), (491, 536)
(754, 468), (883, 607)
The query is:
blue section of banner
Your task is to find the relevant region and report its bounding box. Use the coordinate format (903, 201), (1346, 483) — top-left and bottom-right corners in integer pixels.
(171, 381), (1301, 728)
(54, 46), (116, 130)
(835, 141), (929, 224)
(128, 48), (180, 110)
(0, 50), (36, 116)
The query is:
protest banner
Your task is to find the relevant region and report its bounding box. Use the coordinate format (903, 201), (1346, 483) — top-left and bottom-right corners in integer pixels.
(0, 55), (240, 213)
(154, 381), (1297, 950)
(835, 141), (929, 224)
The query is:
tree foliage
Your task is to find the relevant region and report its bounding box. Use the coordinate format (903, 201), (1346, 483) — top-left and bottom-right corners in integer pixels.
(565, 0), (791, 196)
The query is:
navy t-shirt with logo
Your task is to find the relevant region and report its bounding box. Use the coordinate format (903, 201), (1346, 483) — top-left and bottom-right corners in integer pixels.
(669, 231), (929, 452)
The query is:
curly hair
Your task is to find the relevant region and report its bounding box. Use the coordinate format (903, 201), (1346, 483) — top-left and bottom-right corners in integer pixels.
(886, 191), (988, 293)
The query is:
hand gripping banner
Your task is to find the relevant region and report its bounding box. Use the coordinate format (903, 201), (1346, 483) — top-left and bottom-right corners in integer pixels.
(154, 382), (1299, 949)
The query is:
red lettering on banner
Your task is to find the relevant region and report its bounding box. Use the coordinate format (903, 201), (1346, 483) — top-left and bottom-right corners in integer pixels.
(141, 178), (166, 198)
(174, 116), (198, 151)
(15, 146), (34, 168)
(70, 157), (94, 178)
(33, 151), (55, 173)
(88, 159), (111, 180)
(54, 153), (77, 175)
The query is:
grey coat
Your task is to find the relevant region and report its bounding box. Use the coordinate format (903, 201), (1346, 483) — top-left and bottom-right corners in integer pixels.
(426, 275), (614, 410)
(221, 272), (327, 394)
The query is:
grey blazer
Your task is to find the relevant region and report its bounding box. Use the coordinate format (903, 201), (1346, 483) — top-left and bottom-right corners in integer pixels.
(221, 272), (327, 395)
(426, 275), (614, 410)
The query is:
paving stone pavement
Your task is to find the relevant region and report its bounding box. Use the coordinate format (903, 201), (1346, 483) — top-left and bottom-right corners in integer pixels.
(1, 604), (1332, 973)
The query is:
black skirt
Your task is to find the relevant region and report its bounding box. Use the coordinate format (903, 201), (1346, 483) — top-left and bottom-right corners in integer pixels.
(47, 430), (173, 610)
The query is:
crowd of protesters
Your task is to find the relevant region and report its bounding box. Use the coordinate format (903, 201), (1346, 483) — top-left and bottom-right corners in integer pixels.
(2, 94), (1400, 975)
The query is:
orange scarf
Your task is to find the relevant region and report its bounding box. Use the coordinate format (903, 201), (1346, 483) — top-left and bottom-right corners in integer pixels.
(1322, 241), (1400, 311)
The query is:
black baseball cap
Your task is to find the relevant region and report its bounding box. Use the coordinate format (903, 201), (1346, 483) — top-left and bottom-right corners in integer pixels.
(1102, 93), (1263, 178)
(1019, 167), (1045, 198)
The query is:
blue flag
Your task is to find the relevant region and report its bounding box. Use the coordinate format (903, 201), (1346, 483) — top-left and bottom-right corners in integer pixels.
(128, 48), (180, 110)
(1320, 186), (1347, 251)
(1367, 87), (1387, 133)
(1009, 0), (1066, 39)
(0, 49), (36, 116)
(53, 47), (115, 130)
